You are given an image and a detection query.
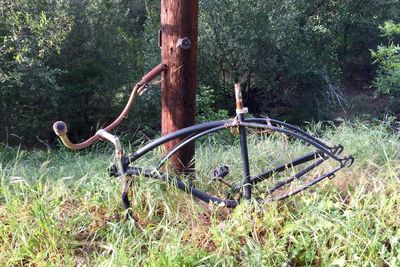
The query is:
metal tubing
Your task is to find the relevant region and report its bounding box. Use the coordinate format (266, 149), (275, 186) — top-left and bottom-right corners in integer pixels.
(246, 118), (332, 150)
(122, 187), (130, 210)
(156, 125), (229, 169)
(122, 192), (130, 209)
(250, 151), (324, 185)
(235, 83), (244, 111)
(238, 114), (252, 200)
(124, 118), (352, 207)
(140, 63), (168, 85)
(53, 63), (167, 150)
(264, 165), (342, 201)
(96, 129), (122, 152)
(129, 120), (231, 162)
(266, 156), (328, 194)
(238, 122), (341, 161)
(228, 151), (324, 195)
(216, 177), (233, 188)
(130, 119), (344, 202)
(126, 167), (238, 208)
(121, 177), (132, 219)
(130, 119), (339, 164)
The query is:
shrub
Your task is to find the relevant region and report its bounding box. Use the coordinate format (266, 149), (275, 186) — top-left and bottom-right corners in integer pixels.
(371, 21), (400, 97)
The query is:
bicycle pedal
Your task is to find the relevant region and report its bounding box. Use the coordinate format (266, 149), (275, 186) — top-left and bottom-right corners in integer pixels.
(211, 165), (230, 181)
(107, 164), (120, 177)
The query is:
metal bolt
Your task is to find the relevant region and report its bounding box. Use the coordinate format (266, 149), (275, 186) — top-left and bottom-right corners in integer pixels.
(176, 37), (191, 50)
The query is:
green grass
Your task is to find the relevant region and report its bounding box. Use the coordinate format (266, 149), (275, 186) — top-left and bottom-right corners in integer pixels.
(1, 121), (400, 266)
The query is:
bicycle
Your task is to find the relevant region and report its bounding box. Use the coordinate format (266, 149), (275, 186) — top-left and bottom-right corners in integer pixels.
(53, 63), (354, 214)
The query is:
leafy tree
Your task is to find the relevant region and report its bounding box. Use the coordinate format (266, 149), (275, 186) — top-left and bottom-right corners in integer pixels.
(50, 0), (148, 140)
(1, 0), (400, 147)
(0, 0), (72, 146)
(198, 0), (345, 120)
(0, 0), (148, 146)
(371, 21), (400, 98)
(198, 0), (400, 121)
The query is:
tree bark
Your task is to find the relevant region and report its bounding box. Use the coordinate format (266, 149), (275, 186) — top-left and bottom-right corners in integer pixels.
(161, 0), (198, 174)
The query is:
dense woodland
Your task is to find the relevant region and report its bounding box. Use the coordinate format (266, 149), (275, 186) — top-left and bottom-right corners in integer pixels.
(1, 0), (400, 147)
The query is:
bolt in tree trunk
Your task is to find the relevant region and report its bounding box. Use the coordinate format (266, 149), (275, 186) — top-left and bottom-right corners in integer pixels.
(160, 0), (199, 174)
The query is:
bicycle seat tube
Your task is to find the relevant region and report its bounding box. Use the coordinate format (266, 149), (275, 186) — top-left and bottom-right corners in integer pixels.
(235, 83), (252, 200)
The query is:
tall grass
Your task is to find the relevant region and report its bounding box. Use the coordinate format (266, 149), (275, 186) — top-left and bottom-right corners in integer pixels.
(0, 121), (399, 266)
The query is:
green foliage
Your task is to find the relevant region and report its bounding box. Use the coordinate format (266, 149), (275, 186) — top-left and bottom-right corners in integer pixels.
(371, 21), (400, 98)
(196, 86), (229, 123)
(1, 0), (400, 147)
(199, 0), (400, 120)
(0, 0), (148, 146)
(0, 0), (71, 65)
(51, 0), (148, 139)
(0, 0), (72, 145)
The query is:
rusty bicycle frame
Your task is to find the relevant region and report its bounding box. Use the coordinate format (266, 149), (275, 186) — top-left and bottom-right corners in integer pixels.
(53, 64), (354, 215)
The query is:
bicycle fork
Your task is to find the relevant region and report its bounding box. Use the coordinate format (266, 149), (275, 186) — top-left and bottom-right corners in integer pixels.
(96, 129), (132, 218)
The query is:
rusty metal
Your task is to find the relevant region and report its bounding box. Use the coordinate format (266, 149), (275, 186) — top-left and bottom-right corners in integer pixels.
(139, 63), (168, 85)
(235, 83), (243, 111)
(234, 83), (248, 115)
(53, 63), (167, 150)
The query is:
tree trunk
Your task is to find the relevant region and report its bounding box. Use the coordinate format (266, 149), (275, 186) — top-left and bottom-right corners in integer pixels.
(160, 0), (199, 174)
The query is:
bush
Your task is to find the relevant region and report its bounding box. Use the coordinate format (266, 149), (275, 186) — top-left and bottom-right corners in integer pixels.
(196, 87), (229, 123)
(371, 21), (400, 98)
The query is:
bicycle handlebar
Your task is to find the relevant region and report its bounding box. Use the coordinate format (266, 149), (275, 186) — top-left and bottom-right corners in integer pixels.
(53, 63), (168, 150)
